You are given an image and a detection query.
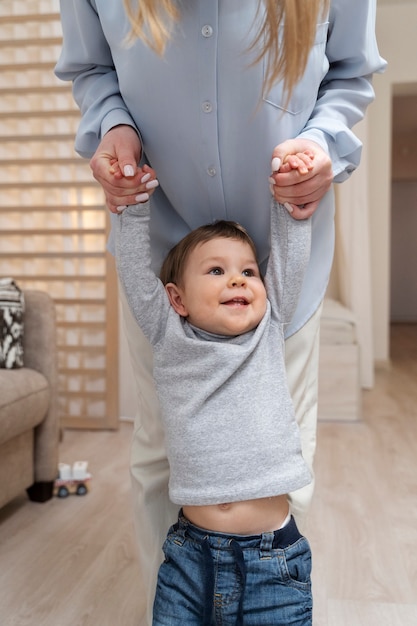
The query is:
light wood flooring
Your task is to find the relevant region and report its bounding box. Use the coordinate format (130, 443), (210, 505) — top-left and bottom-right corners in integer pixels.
(0, 324), (416, 626)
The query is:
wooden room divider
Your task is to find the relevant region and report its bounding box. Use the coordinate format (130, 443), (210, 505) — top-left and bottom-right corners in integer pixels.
(0, 1), (119, 429)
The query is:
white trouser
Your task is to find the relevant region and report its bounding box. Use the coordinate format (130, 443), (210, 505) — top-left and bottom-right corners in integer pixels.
(119, 286), (322, 626)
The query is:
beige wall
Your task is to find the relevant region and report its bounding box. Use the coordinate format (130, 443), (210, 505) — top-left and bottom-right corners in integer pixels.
(369, 3), (417, 362)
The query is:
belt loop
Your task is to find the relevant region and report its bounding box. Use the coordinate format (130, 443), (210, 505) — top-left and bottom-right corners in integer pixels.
(259, 531), (274, 560)
(172, 509), (187, 546)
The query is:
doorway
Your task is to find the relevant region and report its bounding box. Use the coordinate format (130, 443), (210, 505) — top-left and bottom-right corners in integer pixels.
(390, 88), (417, 357)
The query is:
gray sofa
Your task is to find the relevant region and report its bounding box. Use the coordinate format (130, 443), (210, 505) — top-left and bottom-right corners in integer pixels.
(0, 290), (59, 508)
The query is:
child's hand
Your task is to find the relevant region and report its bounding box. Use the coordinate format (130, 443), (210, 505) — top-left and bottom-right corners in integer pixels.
(280, 151), (315, 175)
(109, 162), (159, 212)
(271, 151), (314, 176)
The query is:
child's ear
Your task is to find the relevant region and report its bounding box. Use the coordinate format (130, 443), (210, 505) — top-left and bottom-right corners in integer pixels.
(165, 283), (188, 317)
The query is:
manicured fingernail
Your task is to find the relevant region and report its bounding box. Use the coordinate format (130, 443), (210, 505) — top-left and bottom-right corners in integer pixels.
(284, 202), (294, 214)
(271, 157), (281, 172)
(124, 165), (135, 177)
(117, 205), (127, 212)
(135, 193), (149, 203)
(140, 172), (151, 183)
(268, 177), (276, 185)
(145, 179), (159, 190)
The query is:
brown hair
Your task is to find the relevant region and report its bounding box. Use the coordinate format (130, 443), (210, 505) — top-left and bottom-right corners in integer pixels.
(159, 220), (259, 286)
(123, 0), (330, 100)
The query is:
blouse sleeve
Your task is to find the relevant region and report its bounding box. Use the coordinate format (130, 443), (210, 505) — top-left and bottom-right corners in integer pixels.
(54, 0), (140, 158)
(298, 0), (387, 182)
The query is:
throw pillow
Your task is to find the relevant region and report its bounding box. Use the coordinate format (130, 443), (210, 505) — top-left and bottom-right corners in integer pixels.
(0, 278), (25, 368)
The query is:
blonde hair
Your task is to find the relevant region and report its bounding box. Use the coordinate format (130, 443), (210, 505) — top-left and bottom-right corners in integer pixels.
(123, 0), (329, 99)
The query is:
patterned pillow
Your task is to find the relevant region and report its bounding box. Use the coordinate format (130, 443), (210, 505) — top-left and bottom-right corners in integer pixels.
(0, 278), (25, 369)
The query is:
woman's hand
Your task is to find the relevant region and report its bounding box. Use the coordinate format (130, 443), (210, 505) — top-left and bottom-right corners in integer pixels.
(269, 139), (333, 219)
(90, 125), (158, 213)
(110, 162), (159, 212)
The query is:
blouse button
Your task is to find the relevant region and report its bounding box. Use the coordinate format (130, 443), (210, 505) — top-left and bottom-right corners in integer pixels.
(201, 25), (213, 38)
(202, 101), (213, 113)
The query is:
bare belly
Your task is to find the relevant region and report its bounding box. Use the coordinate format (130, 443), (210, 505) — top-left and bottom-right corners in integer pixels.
(182, 494), (289, 535)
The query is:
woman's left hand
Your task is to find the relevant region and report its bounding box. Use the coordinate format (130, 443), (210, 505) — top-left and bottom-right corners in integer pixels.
(270, 139), (333, 219)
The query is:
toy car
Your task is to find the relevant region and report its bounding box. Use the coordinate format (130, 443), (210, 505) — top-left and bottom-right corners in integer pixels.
(54, 461), (92, 498)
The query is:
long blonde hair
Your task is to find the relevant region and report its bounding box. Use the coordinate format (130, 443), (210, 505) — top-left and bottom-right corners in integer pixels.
(123, 0), (330, 99)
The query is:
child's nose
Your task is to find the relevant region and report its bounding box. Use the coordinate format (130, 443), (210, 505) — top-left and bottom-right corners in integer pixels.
(228, 274), (246, 287)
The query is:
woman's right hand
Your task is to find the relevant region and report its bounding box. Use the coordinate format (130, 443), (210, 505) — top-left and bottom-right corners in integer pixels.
(90, 125), (154, 213)
(269, 138), (333, 220)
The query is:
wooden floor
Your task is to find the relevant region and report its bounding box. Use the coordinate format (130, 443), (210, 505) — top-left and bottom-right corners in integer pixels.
(307, 323), (417, 625)
(0, 324), (416, 625)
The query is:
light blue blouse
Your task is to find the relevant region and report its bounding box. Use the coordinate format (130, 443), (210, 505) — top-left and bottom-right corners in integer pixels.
(55, 0), (386, 337)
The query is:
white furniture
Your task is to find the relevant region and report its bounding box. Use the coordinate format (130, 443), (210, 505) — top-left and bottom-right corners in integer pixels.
(318, 298), (361, 421)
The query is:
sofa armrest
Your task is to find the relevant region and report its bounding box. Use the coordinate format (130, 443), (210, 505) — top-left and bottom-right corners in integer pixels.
(23, 290), (59, 484)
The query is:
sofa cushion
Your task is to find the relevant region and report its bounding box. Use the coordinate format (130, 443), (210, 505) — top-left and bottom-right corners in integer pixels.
(0, 368), (49, 446)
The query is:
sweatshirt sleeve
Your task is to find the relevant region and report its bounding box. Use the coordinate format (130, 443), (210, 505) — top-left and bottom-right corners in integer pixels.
(264, 201), (311, 325)
(298, 0), (387, 182)
(54, 0), (140, 158)
(115, 202), (170, 346)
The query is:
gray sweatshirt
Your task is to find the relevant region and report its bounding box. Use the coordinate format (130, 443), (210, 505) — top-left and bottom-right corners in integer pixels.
(116, 200), (312, 505)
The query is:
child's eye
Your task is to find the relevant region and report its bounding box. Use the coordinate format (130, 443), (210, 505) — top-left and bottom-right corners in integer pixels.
(209, 267), (223, 275)
(242, 269), (255, 277)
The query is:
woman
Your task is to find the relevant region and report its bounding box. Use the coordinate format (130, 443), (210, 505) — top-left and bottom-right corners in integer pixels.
(55, 1), (386, 623)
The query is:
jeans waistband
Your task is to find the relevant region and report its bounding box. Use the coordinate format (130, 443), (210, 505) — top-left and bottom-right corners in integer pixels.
(174, 509), (303, 552)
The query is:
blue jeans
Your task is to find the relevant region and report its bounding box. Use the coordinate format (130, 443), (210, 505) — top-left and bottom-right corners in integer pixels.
(152, 512), (312, 625)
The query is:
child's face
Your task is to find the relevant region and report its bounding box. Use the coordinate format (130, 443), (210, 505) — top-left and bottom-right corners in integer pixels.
(165, 237), (267, 336)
